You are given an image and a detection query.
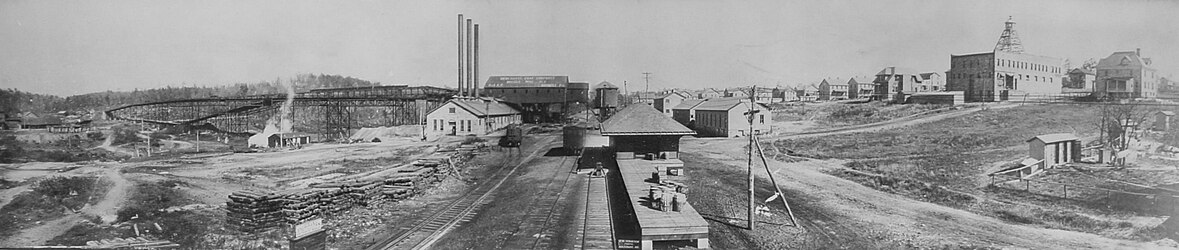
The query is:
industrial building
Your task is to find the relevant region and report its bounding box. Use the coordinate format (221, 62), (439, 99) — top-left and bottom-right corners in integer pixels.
(1094, 49), (1159, 99)
(946, 17), (1064, 102)
(689, 98), (771, 137)
(481, 76), (588, 123)
(425, 98), (521, 136)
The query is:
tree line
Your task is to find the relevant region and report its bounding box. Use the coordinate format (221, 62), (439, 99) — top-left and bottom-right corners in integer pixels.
(1, 73), (382, 115)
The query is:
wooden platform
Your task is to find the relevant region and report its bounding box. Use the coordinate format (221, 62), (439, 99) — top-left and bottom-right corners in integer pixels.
(615, 159), (710, 248)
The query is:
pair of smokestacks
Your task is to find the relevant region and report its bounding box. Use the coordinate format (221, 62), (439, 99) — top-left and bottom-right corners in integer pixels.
(458, 14), (480, 98)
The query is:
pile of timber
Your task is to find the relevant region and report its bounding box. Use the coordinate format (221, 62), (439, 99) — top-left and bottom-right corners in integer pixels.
(84, 237), (180, 249)
(224, 157), (454, 232)
(225, 191), (285, 232)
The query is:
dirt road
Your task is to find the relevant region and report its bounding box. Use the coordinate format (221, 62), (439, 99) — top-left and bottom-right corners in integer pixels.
(81, 166), (131, 223)
(682, 138), (1163, 249)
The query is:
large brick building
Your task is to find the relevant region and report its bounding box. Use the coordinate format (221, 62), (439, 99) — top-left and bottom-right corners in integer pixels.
(947, 51), (1063, 102)
(947, 18), (1067, 102)
(481, 76), (588, 123)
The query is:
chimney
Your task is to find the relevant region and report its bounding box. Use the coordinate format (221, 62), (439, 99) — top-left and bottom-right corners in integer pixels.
(474, 23), (480, 98)
(457, 14), (464, 97)
(1136, 48), (1141, 56)
(466, 18), (473, 97)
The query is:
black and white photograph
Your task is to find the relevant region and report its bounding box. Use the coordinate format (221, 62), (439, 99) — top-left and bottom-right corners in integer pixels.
(1, 0), (1178, 249)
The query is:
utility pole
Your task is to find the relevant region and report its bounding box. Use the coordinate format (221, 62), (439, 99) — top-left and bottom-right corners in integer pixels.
(746, 85), (756, 230)
(623, 81), (629, 104)
(642, 72), (652, 93)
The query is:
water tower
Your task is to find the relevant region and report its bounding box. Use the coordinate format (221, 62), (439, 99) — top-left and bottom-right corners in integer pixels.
(593, 81), (620, 121)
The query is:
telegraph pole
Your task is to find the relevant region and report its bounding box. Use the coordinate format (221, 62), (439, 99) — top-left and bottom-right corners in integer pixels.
(746, 85), (756, 230)
(642, 72), (652, 93)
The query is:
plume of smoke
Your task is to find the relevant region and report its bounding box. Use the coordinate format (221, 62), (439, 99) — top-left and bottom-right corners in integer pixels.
(248, 78), (297, 147)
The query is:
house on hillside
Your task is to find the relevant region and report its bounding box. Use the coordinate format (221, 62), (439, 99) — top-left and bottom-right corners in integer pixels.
(671, 99), (707, 129)
(847, 77), (875, 99)
(1095, 49), (1160, 99)
(653, 92), (691, 116)
(918, 72), (945, 92)
(695, 88), (724, 99)
(600, 105), (696, 159)
(1064, 68), (1097, 95)
(426, 98), (522, 136)
(692, 98), (771, 137)
(818, 78), (849, 101)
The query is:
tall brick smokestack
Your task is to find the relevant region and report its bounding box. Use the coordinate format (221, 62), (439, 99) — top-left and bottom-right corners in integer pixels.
(466, 18), (473, 97)
(457, 14), (464, 97)
(474, 23), (480, 98)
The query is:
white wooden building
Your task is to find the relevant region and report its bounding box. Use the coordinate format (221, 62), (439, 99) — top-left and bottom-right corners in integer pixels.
(425, 98), (522, 136)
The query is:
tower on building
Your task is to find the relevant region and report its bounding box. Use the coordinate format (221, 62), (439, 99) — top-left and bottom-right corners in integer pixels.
(994, 16), (1024, 53)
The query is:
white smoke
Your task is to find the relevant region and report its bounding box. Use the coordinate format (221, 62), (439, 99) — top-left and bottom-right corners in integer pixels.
(248, 79), (297, 147)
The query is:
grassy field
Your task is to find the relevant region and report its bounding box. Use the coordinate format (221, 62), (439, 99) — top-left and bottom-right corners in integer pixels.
(770, 102), (950, 127)
(768, 104), (1179, 241)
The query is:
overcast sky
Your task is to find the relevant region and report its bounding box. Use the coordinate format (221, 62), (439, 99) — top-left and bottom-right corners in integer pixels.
(1, 0), (1176, 96)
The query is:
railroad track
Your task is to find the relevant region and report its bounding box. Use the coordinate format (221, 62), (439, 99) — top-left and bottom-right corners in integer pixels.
(496, 151), (580, 249)
(367, 137), (553, 250)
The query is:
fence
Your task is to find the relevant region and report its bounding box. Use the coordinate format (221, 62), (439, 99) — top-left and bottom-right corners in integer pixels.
(991, 175), (1179, 214)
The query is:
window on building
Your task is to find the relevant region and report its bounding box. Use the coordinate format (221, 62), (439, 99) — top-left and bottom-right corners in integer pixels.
(449, 107), (455, 113)
(759, 114), (764, 124)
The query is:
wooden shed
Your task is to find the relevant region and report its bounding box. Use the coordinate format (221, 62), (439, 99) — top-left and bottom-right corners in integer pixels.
(1155, 111), (1174, 131)
(1027, 133), (1080, 169)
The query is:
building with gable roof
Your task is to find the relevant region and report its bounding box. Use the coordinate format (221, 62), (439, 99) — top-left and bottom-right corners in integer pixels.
(917, 72), (945, 92)
(847, 77), (875, 99)
(425, 98), (522, 136)
(653, 92), (691, 116)
(1064, 68), (1097, 94)
(670, 99), (707, 129)
(873, 67), (926, 102)
(1095, 49), (1159, 99)
(690, 98), (771, 137)
(818, 78), (849, 101)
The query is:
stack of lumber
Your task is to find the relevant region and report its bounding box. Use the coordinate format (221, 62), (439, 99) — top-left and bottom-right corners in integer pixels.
(225, 191), (285, 232)
(279, 189), (325, 224)
(85, 237), (180, 249)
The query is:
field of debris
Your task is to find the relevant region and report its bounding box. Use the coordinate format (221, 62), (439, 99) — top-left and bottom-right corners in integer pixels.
(0, 121), (527, 248)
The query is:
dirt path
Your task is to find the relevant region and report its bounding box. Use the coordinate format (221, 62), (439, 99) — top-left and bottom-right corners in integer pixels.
(81, 166), (132, 223)
(2, 214), (83, 247)
(0, 184), (30, 211)
(683, 138), (1160, 249)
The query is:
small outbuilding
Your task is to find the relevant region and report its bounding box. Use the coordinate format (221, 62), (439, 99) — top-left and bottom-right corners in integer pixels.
(1155, 111), (1174, 131)
(1027, 133), (1081, 169)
